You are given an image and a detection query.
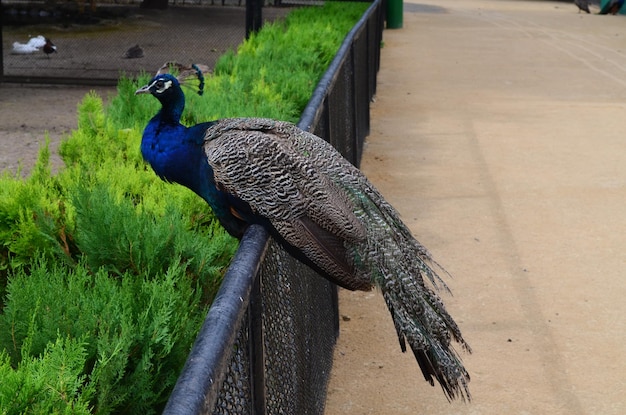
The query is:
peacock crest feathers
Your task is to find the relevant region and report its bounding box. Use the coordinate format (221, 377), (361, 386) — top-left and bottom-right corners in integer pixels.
(154, 61), (211, 96)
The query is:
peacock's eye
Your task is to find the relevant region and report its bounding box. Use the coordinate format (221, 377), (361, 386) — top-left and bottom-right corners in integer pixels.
(152, 78), (172, 94)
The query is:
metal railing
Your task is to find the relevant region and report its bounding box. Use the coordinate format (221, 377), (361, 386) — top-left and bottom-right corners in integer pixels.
(162, 1), (383, 413)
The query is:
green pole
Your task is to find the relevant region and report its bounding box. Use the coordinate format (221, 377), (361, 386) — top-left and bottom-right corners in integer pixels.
(386, 0), (403, 29)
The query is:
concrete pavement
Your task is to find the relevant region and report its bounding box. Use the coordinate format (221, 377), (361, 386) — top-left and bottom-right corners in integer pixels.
(325, 0), (626, 413)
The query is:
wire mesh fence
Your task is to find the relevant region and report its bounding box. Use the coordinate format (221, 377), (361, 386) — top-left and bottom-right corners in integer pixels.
(1, 1), (290, 84)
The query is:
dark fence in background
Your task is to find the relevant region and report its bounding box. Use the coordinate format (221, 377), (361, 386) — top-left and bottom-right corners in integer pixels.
(162, 0), (383, 413)
(0, 0), (292, 85)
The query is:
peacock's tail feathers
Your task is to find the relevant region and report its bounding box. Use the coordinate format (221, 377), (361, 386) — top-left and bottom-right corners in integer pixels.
(341, 173), (471, 400)
(201, 117), (471, 398)
(382, 272), (471, 400)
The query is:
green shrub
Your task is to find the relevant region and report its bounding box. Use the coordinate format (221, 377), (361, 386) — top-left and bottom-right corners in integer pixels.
(0, 2), (370, 413)
(0, 337), (93, 414)
(0, 259), (204, 413)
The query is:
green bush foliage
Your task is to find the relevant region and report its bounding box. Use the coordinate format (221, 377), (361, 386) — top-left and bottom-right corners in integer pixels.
(0, 2), (369, 414)
(0, 260), (201, 413)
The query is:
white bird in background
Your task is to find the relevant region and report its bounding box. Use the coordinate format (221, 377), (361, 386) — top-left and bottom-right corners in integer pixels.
(11, 35), (47, 55)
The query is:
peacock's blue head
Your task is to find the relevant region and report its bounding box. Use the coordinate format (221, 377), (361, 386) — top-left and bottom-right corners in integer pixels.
(135, 74), (182, 103)
(136, 64), (207, 125)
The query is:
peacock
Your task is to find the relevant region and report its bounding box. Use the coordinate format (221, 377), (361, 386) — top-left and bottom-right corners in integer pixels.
(124, 44), (144, 59)
(600, 0), (625, 14)
(574, 0), (590, 13)
(136, 63), (471, 400)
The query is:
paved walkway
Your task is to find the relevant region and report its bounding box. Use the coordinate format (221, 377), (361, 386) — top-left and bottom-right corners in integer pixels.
(325, 0), (626, 413)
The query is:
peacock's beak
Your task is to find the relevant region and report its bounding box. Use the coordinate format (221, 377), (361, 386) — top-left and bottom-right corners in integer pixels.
(135, 84), (151, 95)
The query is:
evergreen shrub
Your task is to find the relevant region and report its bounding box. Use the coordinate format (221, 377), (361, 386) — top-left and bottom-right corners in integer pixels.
(0, 2), (369, 413)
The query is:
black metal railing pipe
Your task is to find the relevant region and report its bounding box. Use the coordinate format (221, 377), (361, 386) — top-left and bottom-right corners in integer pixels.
(162, 225), (269, 415)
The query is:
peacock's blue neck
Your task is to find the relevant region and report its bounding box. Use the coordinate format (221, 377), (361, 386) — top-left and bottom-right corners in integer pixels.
(157, 88), (185, 125)
(140, 104), (249, 237)
(140, 89), (202, 192)
(141, 120), (199, 187)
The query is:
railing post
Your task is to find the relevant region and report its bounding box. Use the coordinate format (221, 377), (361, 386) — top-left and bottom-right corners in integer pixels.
(246, 0), (263, 39)
(249, 273), (266, 415)
(0, 2), (4, 82)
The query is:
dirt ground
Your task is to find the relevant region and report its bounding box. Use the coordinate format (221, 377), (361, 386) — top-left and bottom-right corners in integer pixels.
(0, 5), (288, 175)
(325, 0), (626, 414)
(2, 5), (290, 81)
(2, 0), (626, 414)
(0, 83), (115, 174)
